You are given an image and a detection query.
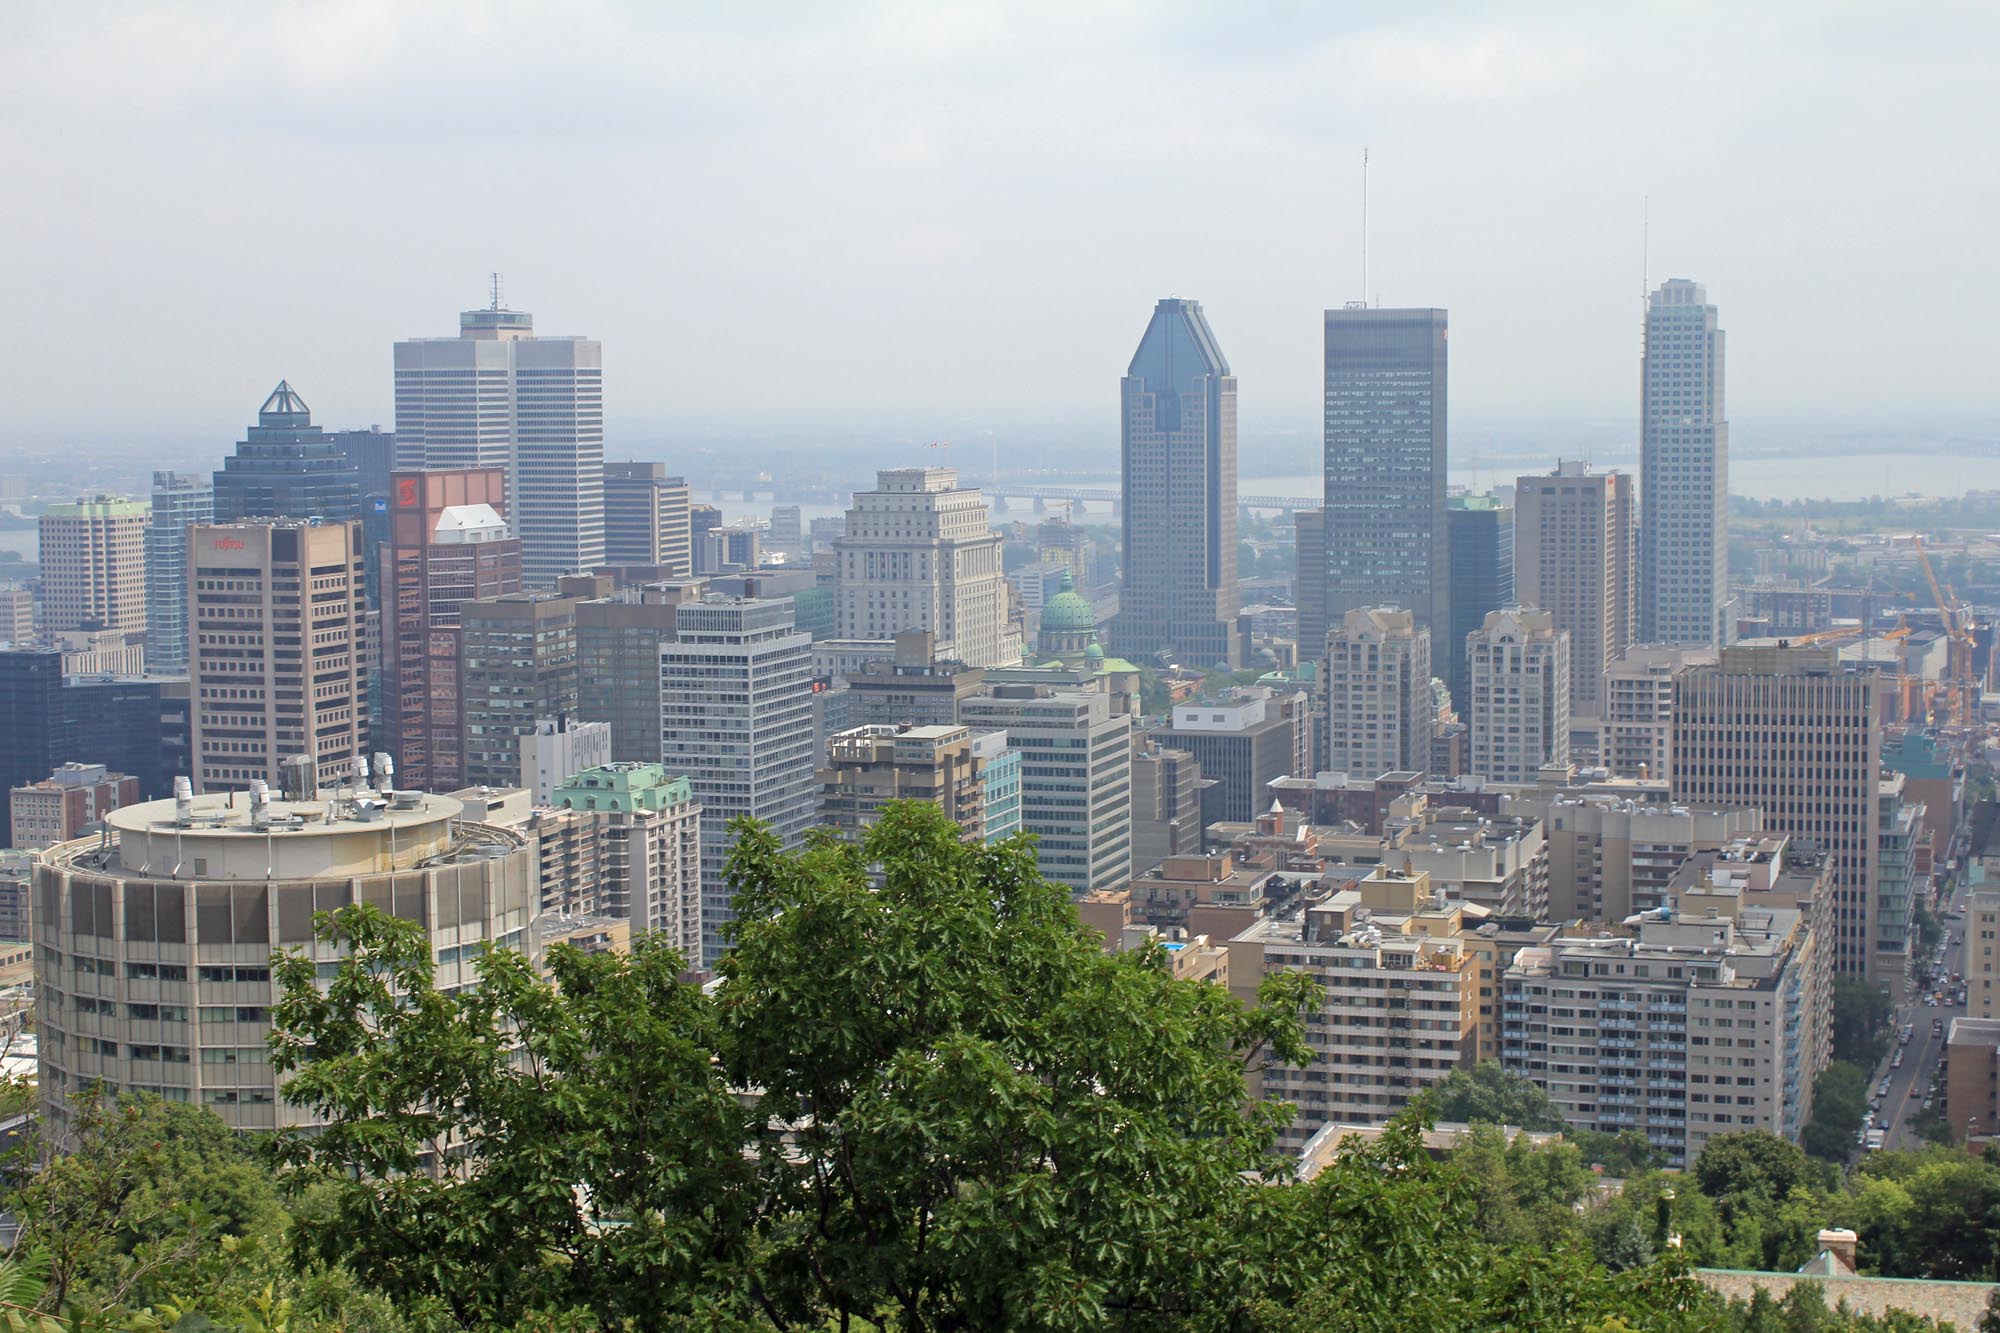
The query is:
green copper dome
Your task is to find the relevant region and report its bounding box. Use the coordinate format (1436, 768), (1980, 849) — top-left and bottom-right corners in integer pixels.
(1039, 569), (1097, 633)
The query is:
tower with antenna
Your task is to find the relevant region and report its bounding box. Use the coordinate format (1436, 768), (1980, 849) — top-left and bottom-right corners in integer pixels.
(489, 271), (505, 312)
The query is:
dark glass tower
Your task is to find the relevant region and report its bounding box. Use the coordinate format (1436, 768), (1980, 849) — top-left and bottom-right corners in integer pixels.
(1445, 496), (1514, 710)
(1113, 298), (1243, 668)
(1320, 307), (1450, 638)
(212, 382), (362, 524)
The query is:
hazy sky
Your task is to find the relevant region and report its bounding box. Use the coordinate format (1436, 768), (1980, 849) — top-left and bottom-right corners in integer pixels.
(5, 2), (1997, 449)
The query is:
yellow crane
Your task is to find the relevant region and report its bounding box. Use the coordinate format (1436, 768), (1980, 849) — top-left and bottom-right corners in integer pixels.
(1909, 536), (1978, 726)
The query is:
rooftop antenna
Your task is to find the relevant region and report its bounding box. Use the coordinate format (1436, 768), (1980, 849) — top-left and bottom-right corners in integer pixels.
(1360, 147), (1369, 306)
(490, 271), (504, 312)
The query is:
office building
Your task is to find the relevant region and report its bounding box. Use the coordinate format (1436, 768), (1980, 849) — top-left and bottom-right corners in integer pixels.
(0, 586), (31, 643)
(8, 763), (141, 850)
(1504, 847), (1833, 1166)
(33, 786), (535, 1132)
(688, 505), (722, 572)
(394, 296), (604, 587)
(1445, 496), (1513, 711)
(961, 685), (1132, 894)
(459, 594), (582, 790)
(1294, 509), (1327, 667)
(1601, 645), (1715, 782)
(1319, 307), (1450, 637)
(768, 505), (804, 558)
(1324, 606), (1434, 778)
(145, 474), (214, 675)
(382, 468), (523, 791)
(521, 717), (613, 805)
(835, 467), (1010, 668)
(0, 651), (182, 845)
(602, 462), (692, 574)
(1515, 462), (1635, 718)
(1640, 280), (1729, 647)
(1227, 868), (1479, 1150)
(187, 520), (366, 794)
(1113, 298), (1243, 668)
(1467, 608), (1570, 783)
(1672, 645), (1881, 978)
(660, 597), (816, 966)
(576, 587), (702, 764)
(551, 763), (702, 957)
(1876, 774), (1922, 980)
(1131, 740), (1208, 871)
(331, 427), (396, 512)
(971, 729), (1021, 844)
(818, 723), (990, 841)
(211, 383), (361, 525)
(40, 496), (149, 634)
(1155, 687), (1310, 826)
(845, 631), (985, 728)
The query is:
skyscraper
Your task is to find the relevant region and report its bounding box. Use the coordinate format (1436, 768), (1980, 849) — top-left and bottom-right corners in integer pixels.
(212, 383), (362, 525)
(1467, 607), (1570, 783)
(458, 593), (582, 790)
(1445, 496), (1513, 711)
(1514, 462), (1635, 718)
(602, 461), (692, 574)
(186, 519), (367, 793)
(382, 469), (523, 791)
(1640, 279), (1729, 647)
(834, 467), (1011, 667)
(1672, 645), (1882, 978)
(1320, 307), (1450, 637)
(659, 596), (816, 966)
(394, 296), (604, 588)
(1324, 606), (1434, 778)
(40, 496), (149, 634)
(960, 684), (1131, 895)
(1113, 298), (1242, 668)
(145, 473), (213, 675)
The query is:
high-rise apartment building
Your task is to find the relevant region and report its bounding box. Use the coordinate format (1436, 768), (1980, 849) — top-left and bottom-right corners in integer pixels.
(211, 383), (362, 525)
(1601, 645), (1716, 782)
(960, 685), (1132, 895)
(458, 594), (581, 791)
(1640, 279), (1729, 647)
(145, 473), (213, 675)
(1467, 608), (1570, 783)
(1504, 847), (1832, 1166)
(1113, 298), (1242, 668)
(1504, 792), (1766, 922)
(40, 496), (149, 634)
(1228, 868), (1479, 1150)
(1968, 890), (2000, 1020)
(818, 723), (990, 842)
(551, 763), (702, 957)
(382, 469), (522, 791)
(34, 787), (535, 1132)
(1324, 606), (1434, 778)
(602, 462), (692, 574)
(1515, 462), (1634, 718)
(1320, 307), (1450, 637)
(1131, 740), (1208, 871)
(394, 298), (604, 588)
(187, 520), (366, 794)
(1672, 645), (1881, 978)
(1878, 774), (1921, 972)
(834, 468), (1010, 668)
(1445, 497), (1513, 711)
(659, 597), (816, 966)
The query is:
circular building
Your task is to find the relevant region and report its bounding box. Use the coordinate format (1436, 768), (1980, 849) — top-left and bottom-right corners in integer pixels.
(34, 785), (535, 1131)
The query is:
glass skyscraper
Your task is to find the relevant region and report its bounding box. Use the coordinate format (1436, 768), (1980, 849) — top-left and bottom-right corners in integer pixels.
(211, 382), (362, 524)
(1320, 307), (1450, 639)
(1445, 495), (1512, 711)
(144, 471), (212, 675)
(1640, 279), (1728, 647)
(1113, 298), (1243, 668)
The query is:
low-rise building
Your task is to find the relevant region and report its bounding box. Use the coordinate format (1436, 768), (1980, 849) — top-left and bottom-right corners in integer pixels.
(551, 763), (702, 959)
(10, 763), (142, 850)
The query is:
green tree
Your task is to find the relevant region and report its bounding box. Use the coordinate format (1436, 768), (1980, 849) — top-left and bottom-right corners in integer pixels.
(1802, 1062), (1869, 1161)
(1427, 1061), (1568, 1132)
(272, 802), (1323, 1331)
(1832, 977), (1894, 1066)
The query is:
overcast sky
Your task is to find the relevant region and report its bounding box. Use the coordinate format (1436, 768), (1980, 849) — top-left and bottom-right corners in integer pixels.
(4, 1), (1997, 450)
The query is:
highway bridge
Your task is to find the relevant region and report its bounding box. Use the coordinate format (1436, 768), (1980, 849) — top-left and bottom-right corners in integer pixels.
(987, 486), (1315, 514)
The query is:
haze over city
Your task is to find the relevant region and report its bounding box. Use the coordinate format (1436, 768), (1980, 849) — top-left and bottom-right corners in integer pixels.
(4, 1), (1997, 463)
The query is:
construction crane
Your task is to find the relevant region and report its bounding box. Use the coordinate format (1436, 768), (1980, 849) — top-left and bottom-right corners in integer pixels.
(1909, 536), (1979, 727)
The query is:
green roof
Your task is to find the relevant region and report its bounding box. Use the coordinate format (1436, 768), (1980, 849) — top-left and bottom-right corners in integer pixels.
(1039, 590), (1098, 632)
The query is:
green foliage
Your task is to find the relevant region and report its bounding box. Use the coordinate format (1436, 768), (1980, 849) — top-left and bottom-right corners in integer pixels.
(1801, 1062), (1869, 1162)
(1831, 977), (1894, 1067)
(1428, 1060), (1569, 1132)
(1570, 1128), (1664, 1177)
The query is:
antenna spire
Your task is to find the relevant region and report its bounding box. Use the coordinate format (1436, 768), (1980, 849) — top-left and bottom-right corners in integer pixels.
(1360, 147), (1370, 306)
(490, 271), (504, 311)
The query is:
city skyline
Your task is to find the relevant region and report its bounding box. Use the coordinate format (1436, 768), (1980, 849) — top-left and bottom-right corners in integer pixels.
(2, 6), (1996, 445)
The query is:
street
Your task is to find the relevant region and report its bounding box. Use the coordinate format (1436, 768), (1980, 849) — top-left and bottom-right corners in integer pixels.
(1869, 870), (1971, 1152)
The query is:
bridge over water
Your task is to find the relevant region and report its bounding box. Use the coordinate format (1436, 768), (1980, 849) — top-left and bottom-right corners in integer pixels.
(987, 486), (1315, 515)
